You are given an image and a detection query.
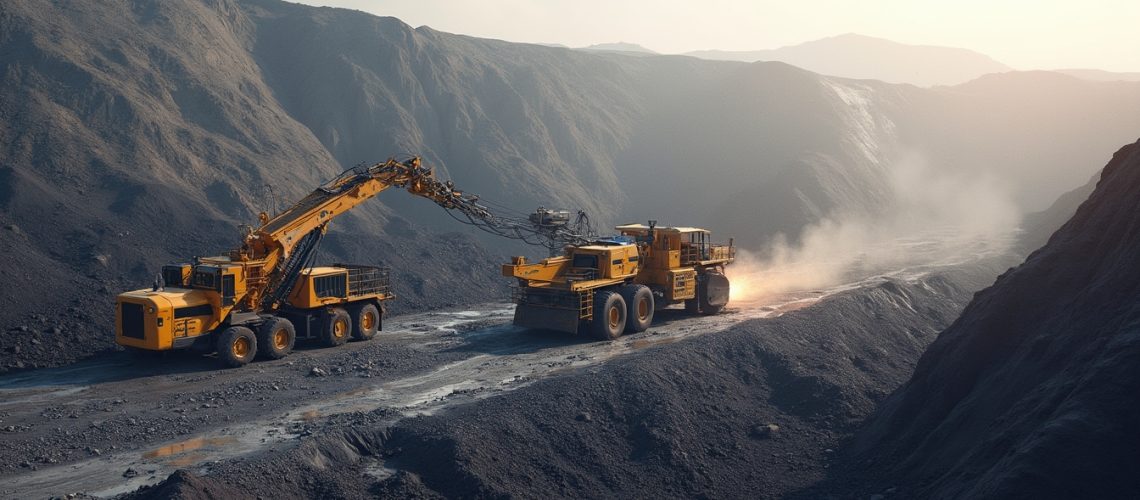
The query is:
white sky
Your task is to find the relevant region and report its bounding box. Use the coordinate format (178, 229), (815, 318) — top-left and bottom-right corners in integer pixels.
(292, 0), (1140, 72)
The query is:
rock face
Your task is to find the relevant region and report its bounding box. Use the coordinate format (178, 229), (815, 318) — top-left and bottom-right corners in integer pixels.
(1018, 172), (1099, 253)
(852, 138), (1140, 498)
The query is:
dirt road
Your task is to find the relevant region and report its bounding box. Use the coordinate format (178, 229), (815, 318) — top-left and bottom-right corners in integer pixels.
(0, 290), (845, 499)
(0, 231), (1016, 499)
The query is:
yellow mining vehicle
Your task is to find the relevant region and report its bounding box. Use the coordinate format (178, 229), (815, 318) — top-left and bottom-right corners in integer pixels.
(116, 157), (495, 367)
(503, 221), (735, 339)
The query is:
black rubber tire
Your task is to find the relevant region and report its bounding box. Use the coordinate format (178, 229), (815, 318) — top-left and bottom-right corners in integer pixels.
(590, 290), (627, 341)
(619, 284), (654, 333)
(684, 298), (700, 315)
(216, 326), (257, 368)
(350, 303), (380, 341)
(256, 317), (295, 360)
(699, 271), (730, 315)
(320, 308), (351, 347)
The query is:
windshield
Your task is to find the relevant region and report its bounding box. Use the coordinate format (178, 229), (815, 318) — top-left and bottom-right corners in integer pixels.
(191, 267), (220, 290)
(571, 253), (598, 269)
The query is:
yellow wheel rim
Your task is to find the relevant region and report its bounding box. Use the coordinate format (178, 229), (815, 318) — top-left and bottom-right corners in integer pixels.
(334, 318), (347, 338)
(233, 337), (250, 358)
(608, 306), (620, 329)
(638, 298), (649, 320)
(273, 329), (289, 350)
(361, 311), (375, 330)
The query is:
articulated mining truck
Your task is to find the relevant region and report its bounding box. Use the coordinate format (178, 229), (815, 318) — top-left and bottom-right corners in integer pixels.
(116, 157), (499, 367)
(503, 221), (735, 339)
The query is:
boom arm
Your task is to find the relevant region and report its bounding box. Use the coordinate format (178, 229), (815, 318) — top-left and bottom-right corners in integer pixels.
(230, 156), (489, 311)
(239, 156), (482, 262)
(231, 156), (593, 311)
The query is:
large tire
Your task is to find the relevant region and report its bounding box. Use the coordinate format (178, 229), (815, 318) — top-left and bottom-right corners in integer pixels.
(684, 298), (700, 315)
(256, 317), (295, 360)
(216, 326), (257, 368)
(619, 284), (654, 333)
(320, 308), (351, 347)
(590, 290), (627, 341)
(698, 271), (731, 315)
(350, 303), (380, 341)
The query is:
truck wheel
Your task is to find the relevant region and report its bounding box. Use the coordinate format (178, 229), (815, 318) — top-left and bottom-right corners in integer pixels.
(699, 271), (731, 315)
(685, 298), (700, 315)
(320, 308), (351, 347)
(619, 284), (654, 333)
(217, 326), (257, 368)
(590, 290), (627, 341)
(351, 303), (380, 341)
(256, 317), (295, 360)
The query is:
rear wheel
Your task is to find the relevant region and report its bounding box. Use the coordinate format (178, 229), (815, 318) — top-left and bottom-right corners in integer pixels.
(698, 271), (730, 315)
(350, 303), (380, 341)
(256, 317), (295, 360)
(217, 326), (257, 368)
(619, 284), (654, 333)
(590, 290), (627, 341)
(320, 308), (351, 347)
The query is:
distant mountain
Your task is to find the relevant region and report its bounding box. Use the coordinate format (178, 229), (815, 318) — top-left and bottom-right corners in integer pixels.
(1053, 68), (1140, 82)
(578, 42), (658, 55)
(850, 139), (1140, 498)
(686, 33), (1012, 87)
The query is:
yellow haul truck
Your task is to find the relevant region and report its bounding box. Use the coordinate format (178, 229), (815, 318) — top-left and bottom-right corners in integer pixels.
(503, 221), (735, 339)
(116, 157), (493, 367)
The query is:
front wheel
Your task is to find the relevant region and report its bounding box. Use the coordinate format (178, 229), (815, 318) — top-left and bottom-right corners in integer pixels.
(320, 308), (351, 347)
(217, 326), (257, 368)
(350, 303), (380, 341)
(590, 290), (627, 341)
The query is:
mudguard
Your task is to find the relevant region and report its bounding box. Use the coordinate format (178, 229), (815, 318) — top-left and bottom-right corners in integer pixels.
(513, 304), (581, 334)
(700, 272), (730, 309)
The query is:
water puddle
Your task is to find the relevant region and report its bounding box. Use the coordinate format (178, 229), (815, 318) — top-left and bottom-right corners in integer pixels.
(142, 436), (238, 461)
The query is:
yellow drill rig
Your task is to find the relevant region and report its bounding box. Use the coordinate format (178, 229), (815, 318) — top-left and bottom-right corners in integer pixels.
(502, 221), (735, 339)
(116, 157), (494, 367)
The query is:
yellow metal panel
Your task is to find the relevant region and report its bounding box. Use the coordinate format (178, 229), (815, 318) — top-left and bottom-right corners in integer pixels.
(115, 288), (217, 351)
(670, 269), (697, 301)
(504, 256), (570, 282)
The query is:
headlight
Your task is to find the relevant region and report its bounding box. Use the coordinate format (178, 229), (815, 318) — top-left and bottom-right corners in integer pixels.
(147, 306), (156, 314)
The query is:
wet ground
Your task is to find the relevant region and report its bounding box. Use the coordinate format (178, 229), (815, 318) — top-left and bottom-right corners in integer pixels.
(0, 230), (1017, 499)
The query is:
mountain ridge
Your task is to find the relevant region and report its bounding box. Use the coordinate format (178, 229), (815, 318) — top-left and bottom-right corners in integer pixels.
(686, 33), (1012, 87)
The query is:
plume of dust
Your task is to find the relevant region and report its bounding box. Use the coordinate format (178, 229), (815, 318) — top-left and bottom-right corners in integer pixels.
(727, 151), (1021, 307)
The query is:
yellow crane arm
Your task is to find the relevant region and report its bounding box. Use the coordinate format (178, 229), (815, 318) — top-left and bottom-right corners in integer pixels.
(237, 156), (482, 263)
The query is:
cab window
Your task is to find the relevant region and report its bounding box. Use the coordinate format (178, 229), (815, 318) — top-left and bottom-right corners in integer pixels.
(571, 254), (598, 269)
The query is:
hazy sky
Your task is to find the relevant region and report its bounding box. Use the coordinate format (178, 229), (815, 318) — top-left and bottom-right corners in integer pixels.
(293, 0), (1140, 72)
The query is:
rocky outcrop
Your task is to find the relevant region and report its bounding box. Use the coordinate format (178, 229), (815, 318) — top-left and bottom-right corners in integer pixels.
(852, 139), (1140, 499)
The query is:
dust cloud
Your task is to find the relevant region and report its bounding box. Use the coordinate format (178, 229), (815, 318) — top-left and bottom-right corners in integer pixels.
(727, 152), (1021, 306)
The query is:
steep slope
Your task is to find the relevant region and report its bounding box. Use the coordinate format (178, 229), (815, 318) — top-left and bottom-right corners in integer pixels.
(849, 138), (1140, 498)
(1018, 172), (1098, 253)
(686, 33), (1012, 87)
